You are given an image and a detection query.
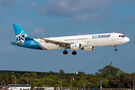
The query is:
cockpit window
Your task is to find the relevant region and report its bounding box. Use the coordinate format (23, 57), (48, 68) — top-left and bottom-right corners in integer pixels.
(119, 35), (125, 37)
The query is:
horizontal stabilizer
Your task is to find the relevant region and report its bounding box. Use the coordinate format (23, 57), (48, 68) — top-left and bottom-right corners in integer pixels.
(7, 41), (24, 45)
(7, 41), (15, 43)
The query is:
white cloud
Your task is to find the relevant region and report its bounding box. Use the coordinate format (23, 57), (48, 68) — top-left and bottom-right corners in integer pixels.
(114, 15), (135, 26)
(30, 26), (46, 38)
(0, 0), (20, 7)
(11, 19), (32, 28)
(126, 61), (130, 64)
(69, 9), (113, 24)
(36, 0), (135, 16)
(115, 0), (135, 3)
(0, 47), (18, 55)
(119, 26), (132, 33)
(22, 2), (36, 12)
(70, 12), (99, 24)
(112, 15), (135, 33)
(37, 0), (111, 16)
(0, 0), (20, 16)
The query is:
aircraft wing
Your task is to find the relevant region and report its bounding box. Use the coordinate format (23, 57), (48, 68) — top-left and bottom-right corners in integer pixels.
(39, 38), (73, 48)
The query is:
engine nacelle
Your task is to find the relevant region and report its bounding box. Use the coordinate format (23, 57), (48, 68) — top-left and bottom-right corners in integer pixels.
(70, 43), (81, 50)
(79, 42), (87, 47)
(70, 42), (87, 50)
(83, 46), (94, 51)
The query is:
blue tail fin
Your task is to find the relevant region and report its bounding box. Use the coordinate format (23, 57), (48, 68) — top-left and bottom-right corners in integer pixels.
(13, 24), (32, 41)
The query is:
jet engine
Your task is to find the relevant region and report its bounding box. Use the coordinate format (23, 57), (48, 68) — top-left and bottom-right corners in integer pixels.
(83, 46), (94, 51)
(70, 42), (87, 50)
(70, 43), (81, 50)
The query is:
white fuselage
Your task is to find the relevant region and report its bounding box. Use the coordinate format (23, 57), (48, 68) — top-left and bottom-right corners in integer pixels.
(10, 24), (130, 55)
(34, 33), (130, 50)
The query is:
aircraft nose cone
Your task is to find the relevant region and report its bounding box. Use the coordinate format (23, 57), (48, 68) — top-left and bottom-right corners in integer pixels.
(125, 37), (130, 42)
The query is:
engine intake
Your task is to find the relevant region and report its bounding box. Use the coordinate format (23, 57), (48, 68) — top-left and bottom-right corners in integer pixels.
(70, 42), (87, 50)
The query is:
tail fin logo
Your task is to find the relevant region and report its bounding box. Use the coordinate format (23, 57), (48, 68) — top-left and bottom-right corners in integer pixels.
(16, 31), (27, 43)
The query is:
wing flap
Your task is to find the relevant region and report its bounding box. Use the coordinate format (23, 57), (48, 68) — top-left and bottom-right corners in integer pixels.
(39, 38), (72, 48)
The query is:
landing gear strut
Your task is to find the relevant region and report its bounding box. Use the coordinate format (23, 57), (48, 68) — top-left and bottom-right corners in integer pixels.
(72, 51), (77, 55)
(114, 45), (117, 51)
(63, 50), (68, 55)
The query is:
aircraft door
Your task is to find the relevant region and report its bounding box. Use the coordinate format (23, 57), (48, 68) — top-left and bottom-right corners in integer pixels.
(87, 37), (91, 45)
(112, 33), (115, 41)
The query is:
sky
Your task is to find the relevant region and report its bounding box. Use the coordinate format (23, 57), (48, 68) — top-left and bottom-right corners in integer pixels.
(0, 0), (135, 74)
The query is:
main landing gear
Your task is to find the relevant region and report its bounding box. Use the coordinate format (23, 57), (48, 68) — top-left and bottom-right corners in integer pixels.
(63, 50), (68, 55)
(114, 45), (117, 51)
(72, 50), (77, 55)
(63, 50), (77, 55)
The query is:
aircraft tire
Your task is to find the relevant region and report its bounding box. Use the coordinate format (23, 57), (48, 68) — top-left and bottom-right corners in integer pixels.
(72, 51), (77, 55)
(63, 50), (68, 55)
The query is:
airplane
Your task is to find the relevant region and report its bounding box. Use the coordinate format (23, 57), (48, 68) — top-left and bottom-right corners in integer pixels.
(8, 24), (130, 55)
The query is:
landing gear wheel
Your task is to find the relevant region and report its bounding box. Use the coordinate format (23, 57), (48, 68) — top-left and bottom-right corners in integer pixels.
(63, 50), (68, 55)
(114, 49), (117, 51)
(114, 45), (117, 52)
(72, 51), (77, 55)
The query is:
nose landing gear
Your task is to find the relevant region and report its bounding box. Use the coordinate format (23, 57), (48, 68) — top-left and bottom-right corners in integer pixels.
(114, 45), (117, 51)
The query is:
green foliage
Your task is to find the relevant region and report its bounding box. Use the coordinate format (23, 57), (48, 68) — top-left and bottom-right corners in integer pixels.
(87, 75), (99, 88)
(31, 79), (42, 87)
(131, 72), (135, 76)
(0, 65), (134, 88)
(59, 69), (65, 75)
(98, 65), (122, 77)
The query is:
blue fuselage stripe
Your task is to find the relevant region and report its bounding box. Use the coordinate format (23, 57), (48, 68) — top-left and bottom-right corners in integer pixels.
(11, 40), (43, 50)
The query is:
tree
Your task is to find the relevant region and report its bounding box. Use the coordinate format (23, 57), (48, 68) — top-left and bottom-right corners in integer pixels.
(9, 72), (15, 84)
(24, 73), (31, 78)
(3, 72), (9, 86)
(87, 75), (99, 88)
(59, 69), (65, 76)
(98, 65), (122, 77)
(0, 73), (4, 86)
(19, 76), (29, 84)
(76, 78), (90, 88)
(108, 75), (123, 88)
(31, 79), (42, 87)
(119, 73), (132, 88)
(131, 72), (135, 76)
(108, 73), (131, 88)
